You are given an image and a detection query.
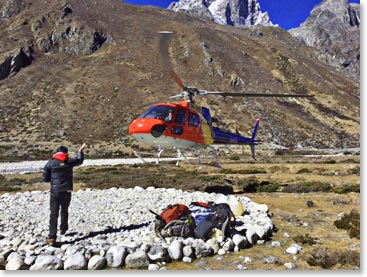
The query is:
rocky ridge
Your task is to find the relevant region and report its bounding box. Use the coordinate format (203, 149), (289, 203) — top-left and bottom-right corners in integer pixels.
(168, 0), (273, 27)
(289, 0), (359, 81)
(0, 187), (277, 270)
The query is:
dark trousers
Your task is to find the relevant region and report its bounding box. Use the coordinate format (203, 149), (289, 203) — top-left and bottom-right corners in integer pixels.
(49, 191), (71, 239)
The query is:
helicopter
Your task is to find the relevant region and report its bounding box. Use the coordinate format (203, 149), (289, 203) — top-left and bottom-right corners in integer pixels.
(128, 31), (313, 166)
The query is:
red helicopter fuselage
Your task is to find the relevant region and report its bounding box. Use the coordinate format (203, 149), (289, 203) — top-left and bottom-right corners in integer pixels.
(129, 101), (214, 150)
(129, 101), (261, 159)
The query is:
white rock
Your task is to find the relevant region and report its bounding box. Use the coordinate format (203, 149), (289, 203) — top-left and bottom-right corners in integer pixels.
(244, 257), (252, 263)
(183, 245), (194, 257)
(125, 251), (150, 268)
(88, 255), (106, 270)
(222, 239), (235, 252)
(252, 203), (269, 213)
(182, 256), (192, 263)
(286, 244), (302, 255)
(218, 249), (226, 255)
(106, 246), (127, 268)
(237, 264), (247, 270)
(24, 255), (36, 266)
(148, 245), (167, 262)
(271, 241), (281, 247)
(245, 228), (259, 245)
(232, 234), (248, 249)
(5, 254), (24, 270)
(30, 255), (63, 270)
(284, 262), (297, 269)
(168, 240), (183, 261)
(205, 238), (219, 254)
(148, 264), (160, 270)
(64, 253), (87, 270)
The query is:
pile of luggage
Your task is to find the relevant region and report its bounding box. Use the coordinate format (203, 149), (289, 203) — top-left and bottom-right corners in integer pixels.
(149, 201), (240, 242)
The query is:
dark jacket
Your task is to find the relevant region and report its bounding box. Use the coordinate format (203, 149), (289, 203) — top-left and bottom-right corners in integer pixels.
(43, 151), (84, 192)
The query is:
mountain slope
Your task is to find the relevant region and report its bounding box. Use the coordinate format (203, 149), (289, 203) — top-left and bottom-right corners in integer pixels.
(289, 0), (360, 82)
(0, 0), (360, 160)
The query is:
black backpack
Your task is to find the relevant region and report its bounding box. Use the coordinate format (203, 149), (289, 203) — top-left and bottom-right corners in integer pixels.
(207, 202), (236, 240)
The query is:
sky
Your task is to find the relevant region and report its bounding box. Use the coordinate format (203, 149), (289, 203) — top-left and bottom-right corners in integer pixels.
(123, 0), (360, 30)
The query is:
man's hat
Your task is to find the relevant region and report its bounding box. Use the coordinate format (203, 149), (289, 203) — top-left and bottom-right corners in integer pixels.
(56, 146), (68, 153)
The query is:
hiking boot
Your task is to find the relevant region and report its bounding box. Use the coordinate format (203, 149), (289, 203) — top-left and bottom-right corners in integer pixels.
(47, 238), (56, 246)
(60, 230), (67, 235)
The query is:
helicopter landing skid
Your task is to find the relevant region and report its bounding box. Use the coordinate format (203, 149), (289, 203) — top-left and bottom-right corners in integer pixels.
(132, 147), (219, 167)
(132, 149), (192, 166)
(177, 147), (221, 168)
(196, 146), (221, 167)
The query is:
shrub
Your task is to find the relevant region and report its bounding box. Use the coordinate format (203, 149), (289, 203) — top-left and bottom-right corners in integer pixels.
(334, 185), (360, 194)
(293, 233), (317, 245)
(240, 180), (279, 193)
(334, 209), (360, 239)
(296, 168), (312, 174)
(307, 248), (338, 269)
(283, 182), (332, 193)
(347, 166), (360, 175)
(257, 183), (279, 193)
(307, 248), (360, 269)
(229, 155), (240, 161)
(325, 160), (337, 164)
(219, 168), (267, 174)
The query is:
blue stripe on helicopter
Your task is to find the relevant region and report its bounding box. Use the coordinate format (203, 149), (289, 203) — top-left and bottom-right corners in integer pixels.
(212, 127), (260, 145)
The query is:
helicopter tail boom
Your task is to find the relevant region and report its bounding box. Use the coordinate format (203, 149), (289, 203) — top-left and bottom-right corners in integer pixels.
(211, 118), (261, 159)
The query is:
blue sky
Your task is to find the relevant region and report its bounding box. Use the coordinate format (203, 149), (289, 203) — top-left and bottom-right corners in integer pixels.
(123, 0), (360, 30)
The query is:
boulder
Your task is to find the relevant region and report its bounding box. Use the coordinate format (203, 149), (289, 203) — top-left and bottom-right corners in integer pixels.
(5, 253), (25, 270)
(125, 251), (149, 268)
(168, 240), (183, 261)
(148, 245), (167, 262)
(105, 246), (127, 268)
(29, 255), (63, 270)
(87, 255), (106, 270)
(64, 253), (87, 270)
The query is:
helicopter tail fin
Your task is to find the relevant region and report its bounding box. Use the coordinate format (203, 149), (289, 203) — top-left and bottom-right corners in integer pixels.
(250, 118), (261, 160)
(251, 118), (260, 141)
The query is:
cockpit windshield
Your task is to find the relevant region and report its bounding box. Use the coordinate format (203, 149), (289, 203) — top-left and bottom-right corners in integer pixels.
(138, 105), (175, 122)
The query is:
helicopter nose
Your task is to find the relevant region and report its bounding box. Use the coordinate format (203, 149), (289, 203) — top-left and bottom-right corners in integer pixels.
(151, 124), (167, 138)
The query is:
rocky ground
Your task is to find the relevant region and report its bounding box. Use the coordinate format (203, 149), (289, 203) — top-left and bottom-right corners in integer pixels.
(0, 187), (273, 270)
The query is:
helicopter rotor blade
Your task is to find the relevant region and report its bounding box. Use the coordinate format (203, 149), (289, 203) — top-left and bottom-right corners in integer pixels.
(199, 91), (314, 98)
(159, 31), (185, 90)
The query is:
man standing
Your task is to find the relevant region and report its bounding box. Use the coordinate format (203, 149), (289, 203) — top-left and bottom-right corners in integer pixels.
(43, 143), (86, 246)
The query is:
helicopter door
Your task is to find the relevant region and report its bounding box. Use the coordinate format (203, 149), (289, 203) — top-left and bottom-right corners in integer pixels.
(171, 108), (186, 135)
(187, 112), (201, 144)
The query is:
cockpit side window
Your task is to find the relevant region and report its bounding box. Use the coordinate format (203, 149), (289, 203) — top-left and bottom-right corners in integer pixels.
(174, 109), (186, 125)
(188, 112), (200, 127)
